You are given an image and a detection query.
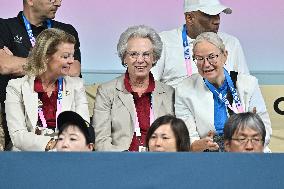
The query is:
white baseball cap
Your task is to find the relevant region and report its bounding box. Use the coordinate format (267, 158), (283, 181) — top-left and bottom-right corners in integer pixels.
(184, 0), (232, 15)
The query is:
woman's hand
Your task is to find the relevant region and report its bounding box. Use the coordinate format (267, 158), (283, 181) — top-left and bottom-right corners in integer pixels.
(190, 131), (219, 152)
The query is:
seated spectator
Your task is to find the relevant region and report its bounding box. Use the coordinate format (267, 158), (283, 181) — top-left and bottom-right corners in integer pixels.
(224, 112), (266, 152)
(93, 25), (174, 152)
(55, 111), (95, 152)
(5, 28), (89, 151)
(175, 32), (272, 152)
(145, 115), (190, 152)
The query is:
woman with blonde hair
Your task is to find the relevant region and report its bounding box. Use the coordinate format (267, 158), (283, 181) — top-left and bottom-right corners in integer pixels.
(5, 28), (89, 151)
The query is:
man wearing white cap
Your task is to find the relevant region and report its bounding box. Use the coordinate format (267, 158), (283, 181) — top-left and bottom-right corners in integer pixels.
(151, 0), (249, 88)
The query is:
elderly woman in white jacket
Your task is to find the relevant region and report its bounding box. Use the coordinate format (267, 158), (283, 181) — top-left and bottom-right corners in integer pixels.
(175, 32), (272, 152)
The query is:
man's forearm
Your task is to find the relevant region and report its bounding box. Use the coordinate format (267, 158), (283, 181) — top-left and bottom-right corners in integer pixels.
(0, 54), (26, 75)
(0, 47), (26, 75)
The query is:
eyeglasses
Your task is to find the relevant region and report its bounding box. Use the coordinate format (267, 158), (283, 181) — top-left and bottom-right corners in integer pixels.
(231, 137), (263, 145)
(193, 53), (221, 66)
(49, 0), (62, 4)
(126, 51), (153, 60)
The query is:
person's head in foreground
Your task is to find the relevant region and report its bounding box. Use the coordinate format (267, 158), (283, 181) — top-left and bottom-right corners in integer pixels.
(224, 112), (266, 152)
(146, 115), (190, 152)
(56, 111), (95, 151)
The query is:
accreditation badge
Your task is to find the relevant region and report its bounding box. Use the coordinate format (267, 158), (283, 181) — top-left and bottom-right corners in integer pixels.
(138, 146), (147, 152)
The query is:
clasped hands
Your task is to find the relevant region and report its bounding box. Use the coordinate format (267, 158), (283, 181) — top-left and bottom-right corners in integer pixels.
(190, 130), (219, 152)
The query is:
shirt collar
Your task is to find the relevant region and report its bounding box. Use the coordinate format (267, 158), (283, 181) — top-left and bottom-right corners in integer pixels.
(17, 11), (49, 29)
(124, 71), (155, 93)
(34, 77), (58, 93)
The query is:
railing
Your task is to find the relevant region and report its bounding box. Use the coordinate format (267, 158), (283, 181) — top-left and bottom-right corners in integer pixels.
(0, 152), (283, 188)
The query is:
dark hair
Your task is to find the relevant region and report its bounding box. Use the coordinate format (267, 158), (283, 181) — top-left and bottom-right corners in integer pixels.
(145, 115), (190, 151)
(224, 112), (266, 145)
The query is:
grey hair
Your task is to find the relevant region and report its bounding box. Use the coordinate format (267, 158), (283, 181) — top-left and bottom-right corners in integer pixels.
(193, 32), (226, 54)
(117, 25), (163, 67)
(224, 112), (266, 145)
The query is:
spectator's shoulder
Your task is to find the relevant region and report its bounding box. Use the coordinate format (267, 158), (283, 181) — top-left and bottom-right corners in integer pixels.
(176, 74), (204, 95)
(52, 20), (78, 35)
(237, 73), (257, 85)
(98, 74), (124, 91)
(0, 16), (21, 31)
(159, 26), (183, 45)
(7, 75), (29, 89)
(0, 16), (18, 24)
(64, 75), (82, 81)
(155, 80), (174, 93)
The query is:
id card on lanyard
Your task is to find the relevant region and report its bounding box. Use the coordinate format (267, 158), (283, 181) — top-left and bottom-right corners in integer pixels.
(22, 13), (52, 47)
(204, 69), (244, 114)
(182, 24), (193, 76)
(38, 77), (63, 131)
(134, 94), (154, 152)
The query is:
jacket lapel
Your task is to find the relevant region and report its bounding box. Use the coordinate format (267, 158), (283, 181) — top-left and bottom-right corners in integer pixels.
(152, 83), (165, 119)
(198, 75), (215, 131)
(205, 89), (215, 131)
(236, 75), (254, 112)
(116, 76), (135, 125)
(61, 77), (73, 112)
(22, 76), (38, 128)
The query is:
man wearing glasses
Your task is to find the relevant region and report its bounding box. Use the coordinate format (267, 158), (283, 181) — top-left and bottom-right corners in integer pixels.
(151, 0), (250, 88)
(224, 112), (266, 152)
(0, 0), (81, 150)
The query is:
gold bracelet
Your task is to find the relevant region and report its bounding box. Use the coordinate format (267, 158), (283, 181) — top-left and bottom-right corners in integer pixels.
(45, 138), (54, 151)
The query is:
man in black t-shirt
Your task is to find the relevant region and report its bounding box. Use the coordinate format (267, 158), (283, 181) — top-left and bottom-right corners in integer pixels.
(0, 0), (82, 150)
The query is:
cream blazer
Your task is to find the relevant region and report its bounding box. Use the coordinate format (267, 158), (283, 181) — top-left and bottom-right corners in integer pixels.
(175, 73), (272, 148)
(5, 75), (89, 151)
(93, 74), (174, 151)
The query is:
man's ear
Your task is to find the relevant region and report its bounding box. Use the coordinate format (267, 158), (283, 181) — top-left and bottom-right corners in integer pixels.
(222, 50), (228, 65)
(184, 12), (194, 25)
(26, 0), (34, 6)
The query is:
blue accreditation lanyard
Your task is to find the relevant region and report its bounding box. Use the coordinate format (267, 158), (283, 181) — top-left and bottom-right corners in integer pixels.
(56, 77), (63, 129)
(22, 13), (52, 47)
(204, 69), (244, 114)
(182, 24), (193, 76)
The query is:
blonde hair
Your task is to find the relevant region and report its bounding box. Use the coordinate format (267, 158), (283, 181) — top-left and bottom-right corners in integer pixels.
(24, 28), (76, 76)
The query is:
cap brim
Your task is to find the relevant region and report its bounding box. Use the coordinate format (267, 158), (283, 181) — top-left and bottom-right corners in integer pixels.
(199, 5), (232, 15)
